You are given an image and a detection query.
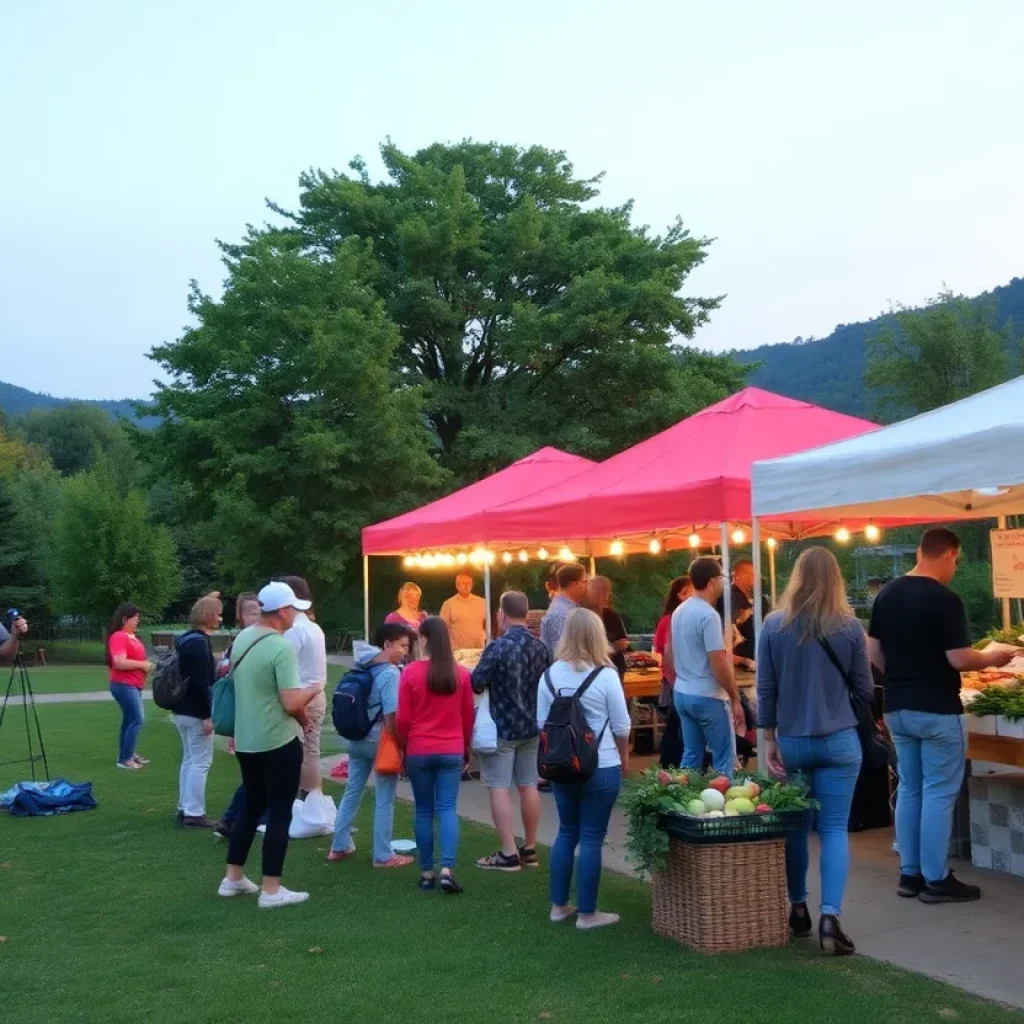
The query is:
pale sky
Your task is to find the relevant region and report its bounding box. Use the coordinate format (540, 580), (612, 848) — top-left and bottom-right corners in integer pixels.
(3, 0), (1022, 401)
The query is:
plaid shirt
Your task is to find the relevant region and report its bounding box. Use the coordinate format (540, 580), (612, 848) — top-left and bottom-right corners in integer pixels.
(471, 626), (551, 741)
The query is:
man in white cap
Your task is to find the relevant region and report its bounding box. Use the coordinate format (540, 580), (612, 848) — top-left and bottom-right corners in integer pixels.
(217, 580), (322, 909)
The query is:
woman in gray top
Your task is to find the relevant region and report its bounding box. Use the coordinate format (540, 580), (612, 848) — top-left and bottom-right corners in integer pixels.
(757, 546), (873, 957)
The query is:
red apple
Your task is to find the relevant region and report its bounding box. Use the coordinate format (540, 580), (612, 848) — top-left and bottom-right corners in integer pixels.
(708, 776), (730, 794)
(755, 803), (772, 814)
(676, 773), (689, 785)
(656, 770), (672, 787)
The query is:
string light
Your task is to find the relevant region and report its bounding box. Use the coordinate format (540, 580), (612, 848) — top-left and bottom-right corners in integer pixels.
(766, 537), (778, 550)
(731, 528), (746, 545)
(610, 540), (625, 557)
(649, 536), (662, 555)
(470, 548), (486, 565)
(688, 532), (701, 549)
(485, 550), (496, 565)
(518, 549), (529, 563)
(864, 523), (881, 542)
(422, 553), (436, 568)
(538, 547), (549, 561)
(403, 555), (416, 568)
(835, 526), (851, 543)
(558, 546), (575, 562)
(441, 552), (455, 567)
(502, 551), (513, 565)
(456, 552), (468, 566)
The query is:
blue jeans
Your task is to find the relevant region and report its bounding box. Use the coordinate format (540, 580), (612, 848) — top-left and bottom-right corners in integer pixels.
(885, 710), (966, 883)
(332, 736), (400, 863)
(674, 692), (735, 778)
(551, 766), (621, 915)
(110, 683), (144, 764)
(777, 728), (862, 916)
(406, 754), (463, 870)
(222, 783), (246, 825)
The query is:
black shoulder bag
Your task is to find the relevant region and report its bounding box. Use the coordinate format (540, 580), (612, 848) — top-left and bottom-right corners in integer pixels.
(818, 636), (897, 768)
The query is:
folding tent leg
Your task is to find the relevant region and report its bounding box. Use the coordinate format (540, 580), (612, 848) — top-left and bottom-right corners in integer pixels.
(720, 523), (732, 649)
(769, 542), (777, 605)
(363, 555), (370, 642)
(752, 520), (764, 773)
(484, 562), (493, 642)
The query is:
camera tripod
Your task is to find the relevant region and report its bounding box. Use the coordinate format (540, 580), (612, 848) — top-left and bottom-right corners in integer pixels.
(0, 652), (50, 782)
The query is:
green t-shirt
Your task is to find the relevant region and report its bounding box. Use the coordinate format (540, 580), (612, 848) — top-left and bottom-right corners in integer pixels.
(230, 626), (303, 753)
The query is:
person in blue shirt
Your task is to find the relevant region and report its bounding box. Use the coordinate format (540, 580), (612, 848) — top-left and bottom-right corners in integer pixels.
(328, 623), (414, 868)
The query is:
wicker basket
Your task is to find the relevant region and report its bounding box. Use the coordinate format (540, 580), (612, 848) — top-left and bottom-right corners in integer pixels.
(652, 837), (788, 954)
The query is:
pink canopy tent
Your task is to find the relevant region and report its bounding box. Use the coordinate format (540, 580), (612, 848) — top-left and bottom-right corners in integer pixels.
(360, 446), (595, 639)
(485, 388), (880, 545)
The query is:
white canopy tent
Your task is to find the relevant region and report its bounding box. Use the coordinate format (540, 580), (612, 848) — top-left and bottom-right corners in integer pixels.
(751, 375), (1024, 523)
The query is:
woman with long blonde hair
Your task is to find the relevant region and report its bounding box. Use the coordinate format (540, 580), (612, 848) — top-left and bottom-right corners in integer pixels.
(537, 608), (632, 931)
(757, 546), (874, 956)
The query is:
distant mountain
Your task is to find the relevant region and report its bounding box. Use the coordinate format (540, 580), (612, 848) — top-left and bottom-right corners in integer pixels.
(0, 379), (155, 425)
(733, 277), (1024, 418)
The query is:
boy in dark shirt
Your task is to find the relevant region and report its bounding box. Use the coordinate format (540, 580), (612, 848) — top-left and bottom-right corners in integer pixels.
(868, 528), (1013, 904)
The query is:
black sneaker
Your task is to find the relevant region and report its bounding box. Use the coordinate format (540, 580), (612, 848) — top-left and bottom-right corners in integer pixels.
(789, 901), (812, 938)
(213, 821), (233, 841)
(897, 873), (925, 898)
(918, 871), (981, 904)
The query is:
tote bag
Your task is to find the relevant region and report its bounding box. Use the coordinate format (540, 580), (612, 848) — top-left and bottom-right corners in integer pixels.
(211, 633), (274, 737)
(471, 693), (499, 755)
(374, 729), (403, 776)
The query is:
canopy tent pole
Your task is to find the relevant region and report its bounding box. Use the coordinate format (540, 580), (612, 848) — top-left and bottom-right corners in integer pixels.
(484, 561), (493, 642)
(589, 554), (597, 577)
(752, 521), (764, 772)
(363, 555), (370, 641)
(998, 516), (1012, 631)
(721, 523), (732, 651)
(769, 541), (777, 605)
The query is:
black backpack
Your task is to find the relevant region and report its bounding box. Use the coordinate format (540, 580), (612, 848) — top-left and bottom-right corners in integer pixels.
(332, 663), (386, 740)
(152, 632), (205, 711)
(537, 668), (607, 783)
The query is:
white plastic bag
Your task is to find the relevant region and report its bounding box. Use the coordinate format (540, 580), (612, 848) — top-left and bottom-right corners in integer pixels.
(471, 693), (498, 755)
(288, 791), (337, 839)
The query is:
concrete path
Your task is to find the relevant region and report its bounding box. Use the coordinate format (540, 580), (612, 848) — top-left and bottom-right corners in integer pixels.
(4, 690), (152, 706)
(322, 751), (1024, 1010)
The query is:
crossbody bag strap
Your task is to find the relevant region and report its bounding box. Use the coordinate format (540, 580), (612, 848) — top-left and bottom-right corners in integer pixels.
(817, 635), (852, 693)
(230, 631), (274, 675)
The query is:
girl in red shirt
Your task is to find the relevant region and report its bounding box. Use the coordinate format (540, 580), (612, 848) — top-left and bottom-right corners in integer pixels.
(396, 616), (474, 894)
(107, 603), (153, 770)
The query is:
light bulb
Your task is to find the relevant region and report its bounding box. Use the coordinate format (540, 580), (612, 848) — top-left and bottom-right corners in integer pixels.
(835, 526), (851, 543)
(865, 523), (881, 542)
(766, 537), (778, 550)
(485, 549), (496, 565)
(442, 552), (456, 567)
(688, 533), (700, 549)
(518, 549), (529, 563)
(422, 552), (436, 568)
(731, 529), (746, 545)
(610, 540), (625, 557)
(414, 553), (425, 567)
(456, 552), (468, 566)
(558, 546), (574, 562)
(502, 551), (513, 564)
(470, 548), (485, 565)
(538, 547), (549, 561)
(649, 537), (662, 555)
(403, 555), (416, 568)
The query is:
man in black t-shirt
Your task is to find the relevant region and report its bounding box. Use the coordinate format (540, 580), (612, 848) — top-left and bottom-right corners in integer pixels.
(868, 528), (1014, 905)
(715, 560), (770, 663)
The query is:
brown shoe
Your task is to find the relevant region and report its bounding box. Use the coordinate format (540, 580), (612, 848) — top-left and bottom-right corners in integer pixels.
(182, 815), (217, 829)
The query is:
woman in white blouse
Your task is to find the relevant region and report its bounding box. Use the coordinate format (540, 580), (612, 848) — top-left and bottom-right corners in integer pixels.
(537, 608), (631, 931)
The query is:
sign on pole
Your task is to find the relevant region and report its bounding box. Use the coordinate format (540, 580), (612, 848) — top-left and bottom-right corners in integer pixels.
(990, 529), (1024, 598)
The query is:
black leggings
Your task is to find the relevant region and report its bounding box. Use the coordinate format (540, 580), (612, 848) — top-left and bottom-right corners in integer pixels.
(227, 739), (302, 878)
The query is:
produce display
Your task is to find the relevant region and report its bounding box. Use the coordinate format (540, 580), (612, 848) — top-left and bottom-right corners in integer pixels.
(624, 766), (813, 873)
(625, 651), (660, 670)
(454, 648), (482, 671)
(965, 684), (1024, 721)
(972, 626), (1024, 650)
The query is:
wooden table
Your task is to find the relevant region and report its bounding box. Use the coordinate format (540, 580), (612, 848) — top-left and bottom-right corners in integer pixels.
(969, 734), (1024, 768)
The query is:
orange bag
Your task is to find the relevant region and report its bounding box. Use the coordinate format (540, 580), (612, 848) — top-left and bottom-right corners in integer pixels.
(374, 730), (402, 776)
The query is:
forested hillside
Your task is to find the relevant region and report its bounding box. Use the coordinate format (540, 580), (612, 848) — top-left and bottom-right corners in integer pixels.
(734, 277), (1024, 416)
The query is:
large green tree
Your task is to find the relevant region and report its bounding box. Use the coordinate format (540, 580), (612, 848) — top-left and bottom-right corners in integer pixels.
(20, 403), (139, 486)
(144, 234), (444, 597)
(865, 290), (1017, 420)
(51, 458), (180, 619)
(266, 141), (745, 479)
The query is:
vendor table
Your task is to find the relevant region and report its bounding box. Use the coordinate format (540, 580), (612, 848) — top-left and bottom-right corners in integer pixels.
(968, 735), (1024, 768)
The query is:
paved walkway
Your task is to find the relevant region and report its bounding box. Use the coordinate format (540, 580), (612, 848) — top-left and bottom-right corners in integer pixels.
(23, 691), (1024, 1008)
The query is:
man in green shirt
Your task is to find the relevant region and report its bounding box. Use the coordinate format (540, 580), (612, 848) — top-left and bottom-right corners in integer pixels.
(219, 581), (322, 910)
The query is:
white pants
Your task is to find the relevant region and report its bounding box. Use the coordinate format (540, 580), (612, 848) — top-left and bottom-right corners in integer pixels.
(172, 714), (214, 817)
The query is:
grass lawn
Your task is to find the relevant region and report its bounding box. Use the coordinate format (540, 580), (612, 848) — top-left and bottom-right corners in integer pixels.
(6, 664), (111, 694)
(1, 704), (1020, 1024)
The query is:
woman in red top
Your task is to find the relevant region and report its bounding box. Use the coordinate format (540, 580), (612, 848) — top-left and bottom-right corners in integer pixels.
(396, 616), (474, 894)
(107, 603), (153, 770)
(653, 575), (692, 706)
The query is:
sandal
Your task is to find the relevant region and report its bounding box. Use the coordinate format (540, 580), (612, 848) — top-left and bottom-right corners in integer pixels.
(476, 850), (522, 872)
(518, 846), (540, 868)
(440, 871), (464, 895)
(374, 855), (414, 869)
(418, 873), (437, 891)
(327, 847), (356, 863)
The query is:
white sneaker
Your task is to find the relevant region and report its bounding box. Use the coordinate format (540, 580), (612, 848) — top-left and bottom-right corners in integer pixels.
(576, 911), (620, 931)
(256, 824), (266, 834)
(218, 876), (259, 897)
(258, 886), (310, 910)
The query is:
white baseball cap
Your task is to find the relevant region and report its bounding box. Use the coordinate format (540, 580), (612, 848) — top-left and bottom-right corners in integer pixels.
(258, 581), (312, 613)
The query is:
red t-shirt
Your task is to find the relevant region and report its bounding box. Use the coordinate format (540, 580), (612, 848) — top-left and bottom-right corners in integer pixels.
(108, 630), (147, 688)
(395, 661), (474, 758)
(653, 614), (670, 656)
